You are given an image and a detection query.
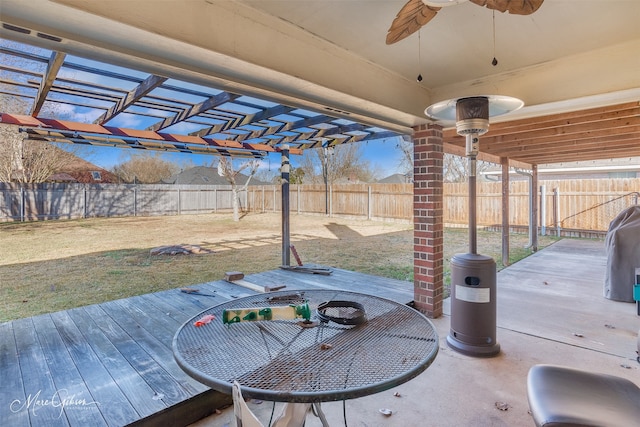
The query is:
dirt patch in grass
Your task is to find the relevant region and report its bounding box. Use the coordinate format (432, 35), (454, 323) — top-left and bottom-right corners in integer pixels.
(0, 213), (558, 322)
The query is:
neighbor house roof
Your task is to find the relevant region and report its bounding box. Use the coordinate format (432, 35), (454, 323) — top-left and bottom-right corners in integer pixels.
(56, 156), (117, 183)
(377, 173), (412, 184)
(163, 166), (268, 186)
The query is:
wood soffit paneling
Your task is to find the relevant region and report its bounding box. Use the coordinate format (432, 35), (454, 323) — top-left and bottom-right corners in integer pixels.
(443, 102), (640, 166)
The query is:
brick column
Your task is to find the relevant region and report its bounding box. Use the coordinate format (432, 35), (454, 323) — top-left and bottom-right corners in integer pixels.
(413, 124), (444, 318)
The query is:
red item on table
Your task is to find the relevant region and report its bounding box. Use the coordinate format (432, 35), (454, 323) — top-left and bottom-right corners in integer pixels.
(194, 314), (216, 327)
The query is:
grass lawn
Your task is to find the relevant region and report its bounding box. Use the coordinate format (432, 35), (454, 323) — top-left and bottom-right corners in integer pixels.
(0, 212), (559, 322)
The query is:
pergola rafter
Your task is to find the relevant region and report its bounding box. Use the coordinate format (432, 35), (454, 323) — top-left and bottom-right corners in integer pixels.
(95, 74), (167, 124)
(147, 91), (240, 132)
(30, 51), (65, 116)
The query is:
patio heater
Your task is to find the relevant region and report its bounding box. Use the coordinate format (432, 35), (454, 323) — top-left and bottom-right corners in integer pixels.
(426, 95), (523, 357)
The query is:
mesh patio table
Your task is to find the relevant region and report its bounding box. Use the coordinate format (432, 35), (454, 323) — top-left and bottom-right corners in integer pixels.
(173, 289), (439, 426)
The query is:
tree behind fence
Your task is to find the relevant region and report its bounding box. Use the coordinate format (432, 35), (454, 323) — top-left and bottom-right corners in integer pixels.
(1, 179), (638, 232)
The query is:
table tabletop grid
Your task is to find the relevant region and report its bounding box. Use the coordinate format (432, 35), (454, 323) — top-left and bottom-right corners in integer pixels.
(173, 290), (439, 403)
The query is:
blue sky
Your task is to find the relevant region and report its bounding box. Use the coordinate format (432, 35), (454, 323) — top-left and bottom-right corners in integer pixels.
(73, 135), (408, 180)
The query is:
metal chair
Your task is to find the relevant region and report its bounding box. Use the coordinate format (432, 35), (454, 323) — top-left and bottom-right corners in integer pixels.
(526, 364), (640, 427)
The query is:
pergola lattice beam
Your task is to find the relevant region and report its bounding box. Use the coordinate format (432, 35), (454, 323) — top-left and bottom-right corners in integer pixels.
(94, 74), (168, 124)
(30, 51), (66, 116)
(146, 91), (240, 131)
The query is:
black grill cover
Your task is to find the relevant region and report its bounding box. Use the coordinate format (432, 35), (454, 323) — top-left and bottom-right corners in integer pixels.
(604, 205), (640, 302)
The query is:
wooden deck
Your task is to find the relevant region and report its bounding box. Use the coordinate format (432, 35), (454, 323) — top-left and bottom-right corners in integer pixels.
(0, 267), (414, 427)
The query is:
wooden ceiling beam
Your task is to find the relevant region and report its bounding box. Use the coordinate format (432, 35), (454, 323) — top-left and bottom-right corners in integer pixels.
(482, 126), (640, 153)
(445, 116), (640, 147)
(478, 127), (640, 155)
(443, 142), (533, 169)
(489, 132), (640, 157)
(509, 116), (637, 143)
(487, 109), (640, 140)
(484, 102), (640, 134)
(442, 102), (640, 139)
(443, 103), (640, 152)
(236, 104), (294, 127)
(515, 145), (640, 164)
(513, 138), (640, 157)
(494, 137), (640, 160)
(444, 142), (501, 165)
(29, 81), (121, 104)
(192, 105), (300, 140)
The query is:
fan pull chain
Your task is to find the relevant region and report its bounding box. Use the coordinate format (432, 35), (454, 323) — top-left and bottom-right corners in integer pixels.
(492, 10), (498, 66)
(417, 30), (423, 82)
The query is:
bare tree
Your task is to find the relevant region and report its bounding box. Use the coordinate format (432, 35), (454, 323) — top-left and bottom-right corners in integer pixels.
(253, 165), (280, 184)
(397, 136), (413, 180)
(444, 153), (492, 182)
(217, 157), (260, 221)
(111, 152), (180, 183)
(397, 136), (492, 183)
(298, 143), (379, 184)
(0, 125), (24, 182)
(0, 125), (79, 183)
(0, 42), (83, 183)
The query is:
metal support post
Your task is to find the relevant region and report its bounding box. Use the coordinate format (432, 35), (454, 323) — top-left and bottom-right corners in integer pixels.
(281, 145), (291, 266)
(467, 134), (478, 255)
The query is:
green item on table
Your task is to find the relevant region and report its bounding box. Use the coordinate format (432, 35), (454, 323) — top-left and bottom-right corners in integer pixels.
(223, 302), (311, 324)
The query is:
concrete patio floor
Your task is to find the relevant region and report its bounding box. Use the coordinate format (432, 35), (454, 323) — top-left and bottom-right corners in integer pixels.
(190, 238), (640, 427)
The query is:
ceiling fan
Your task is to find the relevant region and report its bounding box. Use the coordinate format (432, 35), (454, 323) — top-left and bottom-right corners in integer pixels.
(386, 0), (544, 44)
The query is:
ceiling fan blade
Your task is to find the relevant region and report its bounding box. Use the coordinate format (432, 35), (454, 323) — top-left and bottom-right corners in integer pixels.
(468, 0), (544, 15)
(386, 0), (440, 45)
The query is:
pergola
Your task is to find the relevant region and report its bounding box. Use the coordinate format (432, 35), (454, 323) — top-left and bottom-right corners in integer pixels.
(1, 0), (638, 318)
(0, 43), (399, 155)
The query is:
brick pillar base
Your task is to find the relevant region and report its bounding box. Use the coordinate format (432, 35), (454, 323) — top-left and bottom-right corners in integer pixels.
(413, 124), (444, 318)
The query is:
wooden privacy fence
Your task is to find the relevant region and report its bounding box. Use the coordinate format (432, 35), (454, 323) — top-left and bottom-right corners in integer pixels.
(248, 180), (639, 232)
(246, 183), (413, 220)
(0, 183), (239, 221)
(1, 179), (638, 232)
(442, 178), (639, 233)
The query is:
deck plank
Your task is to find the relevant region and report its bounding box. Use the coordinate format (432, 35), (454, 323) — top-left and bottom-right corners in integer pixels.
(140, 292), (209, 322)
(31, 314), (106, 426)
(83, 303), (195, 406)
(63, 308), (168, 420)
(11, 317), (71, 426)
(50, 310), (144, 425)
(0, 321), (29, 427)
(106, 298), (208, 394)
(203, 280), (257, 300)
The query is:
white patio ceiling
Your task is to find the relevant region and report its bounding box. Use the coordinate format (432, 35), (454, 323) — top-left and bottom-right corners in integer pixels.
(0, 0), (639, 164)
